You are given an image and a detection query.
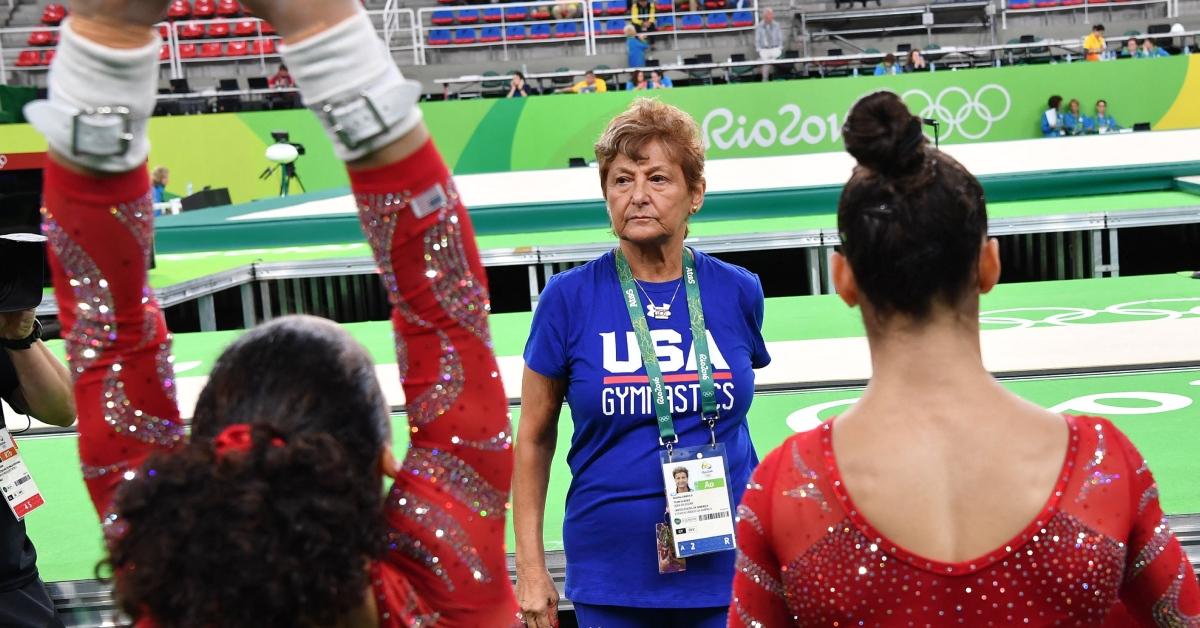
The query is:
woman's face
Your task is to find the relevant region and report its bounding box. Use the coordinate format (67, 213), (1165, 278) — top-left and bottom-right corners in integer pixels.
(635, 71), (645, 83)
(1070, 100), (1080, 114)
(604, 140), (702, 247)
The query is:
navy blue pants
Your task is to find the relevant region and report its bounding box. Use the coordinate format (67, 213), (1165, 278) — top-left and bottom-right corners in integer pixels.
(572, 603), (727, 628)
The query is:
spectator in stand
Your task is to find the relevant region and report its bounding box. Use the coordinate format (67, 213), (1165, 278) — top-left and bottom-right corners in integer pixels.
(1041, 95), (1064, 137)
(874, 52), (903, 76)
(557, 70), (608, 93)
(151, 166), (169, 203)
(507, 71), (533, 98)
(625, 24), (650, 67)
(1120, 37), (1138, 57)
(650, 68), (674, 89)
(1138, 38), (1169, 57)
(1062, 98), (1088, 135)
(1091, 99), (1121, 133)
(904, 49), (927, 72)
(626, 69), (649, 91)
(630, 0), (657, 33)
(755, 8), (783, 81)
(268, 63), (295, 89)
(1083, 24), (1106, 61)
(553, 0), (580, 20)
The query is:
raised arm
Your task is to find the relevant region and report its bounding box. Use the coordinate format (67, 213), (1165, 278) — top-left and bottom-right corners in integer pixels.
(31, 1), (186, 514)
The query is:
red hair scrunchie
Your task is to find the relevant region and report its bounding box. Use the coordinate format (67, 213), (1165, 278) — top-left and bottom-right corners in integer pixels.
(213, 424), (285, 458)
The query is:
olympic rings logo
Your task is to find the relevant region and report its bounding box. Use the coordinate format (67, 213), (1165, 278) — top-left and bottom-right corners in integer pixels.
(980, 298), (1200, 330)
(901, 84), (1012, 141)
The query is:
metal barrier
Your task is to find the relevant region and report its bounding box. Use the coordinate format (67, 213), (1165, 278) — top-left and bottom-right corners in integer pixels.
(0, 9), (417, 84)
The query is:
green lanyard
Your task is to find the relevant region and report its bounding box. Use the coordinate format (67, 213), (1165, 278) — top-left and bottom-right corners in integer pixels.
(614, 247), (719, 451)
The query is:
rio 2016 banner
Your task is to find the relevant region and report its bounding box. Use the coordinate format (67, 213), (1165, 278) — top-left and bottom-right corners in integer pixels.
(1, 55), (1197, 201)
(439, 53), (1198, 172)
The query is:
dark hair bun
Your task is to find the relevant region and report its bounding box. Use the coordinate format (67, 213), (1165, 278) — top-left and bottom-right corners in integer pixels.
(843, 91), (926, 178)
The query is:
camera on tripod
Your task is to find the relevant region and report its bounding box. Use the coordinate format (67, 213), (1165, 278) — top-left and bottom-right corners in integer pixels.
(260, 130), (307, 197)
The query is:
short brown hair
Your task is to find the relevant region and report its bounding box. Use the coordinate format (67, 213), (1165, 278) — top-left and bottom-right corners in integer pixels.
(595, 98), (705, 196)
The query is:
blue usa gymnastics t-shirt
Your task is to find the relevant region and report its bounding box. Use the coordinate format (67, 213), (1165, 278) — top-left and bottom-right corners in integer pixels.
(524, 249), (770, 608)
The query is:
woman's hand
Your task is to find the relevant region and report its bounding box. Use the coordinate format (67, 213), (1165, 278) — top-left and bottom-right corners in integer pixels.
(516, 566), (560, 628)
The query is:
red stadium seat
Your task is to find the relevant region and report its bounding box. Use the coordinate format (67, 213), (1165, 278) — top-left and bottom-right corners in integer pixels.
(216, 0), (240, 17)
(160, 44), (172, 60)
(16, 50), (43, 67)
(207, 22), (231, 37)
(27, 30), (55, 46)
(704, 0), (725, 8)
(179, 43), (198, 58)
(178, 23), (205, 39)
(43, 50), (56, 65)
(41, 4), (67, 25)
(159, 25), (170, 39)
(234, 19), (258, 36)
(1061, 0), (1083, 5)
(226, 40), (249, 55)
(167, 0), (191, 20)
(193, 0), (215, 18)
(259, 21), (276, 35)
(250, 38), (277, 55)
(199, 42), (223, 57)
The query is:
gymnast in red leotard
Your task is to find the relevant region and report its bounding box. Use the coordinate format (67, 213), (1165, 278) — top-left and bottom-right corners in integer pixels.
(729, 92), (1200, 627)
(32, 1), (518, 626)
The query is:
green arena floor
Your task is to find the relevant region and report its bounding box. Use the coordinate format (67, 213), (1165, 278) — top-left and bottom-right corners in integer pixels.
(17, 272), (1200, 583)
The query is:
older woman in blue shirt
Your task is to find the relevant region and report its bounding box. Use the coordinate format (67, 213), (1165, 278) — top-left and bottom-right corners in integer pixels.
(513, 98), (770, 628)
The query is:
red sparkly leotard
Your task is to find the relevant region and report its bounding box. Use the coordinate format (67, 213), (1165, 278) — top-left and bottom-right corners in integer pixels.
(730, 415), (1200, 627)
(43, 140), (519, 627)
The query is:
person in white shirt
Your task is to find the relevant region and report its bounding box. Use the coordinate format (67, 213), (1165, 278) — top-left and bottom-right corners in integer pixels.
(755, 8), (783, 81)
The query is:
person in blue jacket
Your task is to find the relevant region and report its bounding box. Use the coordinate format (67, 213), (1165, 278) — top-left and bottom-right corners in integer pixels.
(1061, 98), (1088, 136)
(626, 24), (650, 68)
(874, 52), (903, 76)
(1090, 99), (1121, 133)
(1041, 95), (1064, 137)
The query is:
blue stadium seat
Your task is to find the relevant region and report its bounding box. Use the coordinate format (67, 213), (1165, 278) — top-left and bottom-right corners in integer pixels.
(455, 9), (480, 24)
(606, 0), (629, 15)
(680, 14), (703, 29)
(657, 15), (674, 30)
(530, 23), (552, 38)
(480, 26), (502, 42)
(428, 28), (451, 45)
(554, 21), (579, 38)
(705, 13), (729, 28)
(606, 18), (626, 34)
(504, 5), (529, 20)
(731, 11), (753, 26)
(483, 7), (502, 22)
(506, 24), (528, 40)
(453, 28), (478, 43)
(431, 10), (453, 25)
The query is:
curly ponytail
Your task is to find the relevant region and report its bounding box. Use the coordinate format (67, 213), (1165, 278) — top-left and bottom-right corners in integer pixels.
(104, 316), (392, 627)
(837, 91), (988, 321)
